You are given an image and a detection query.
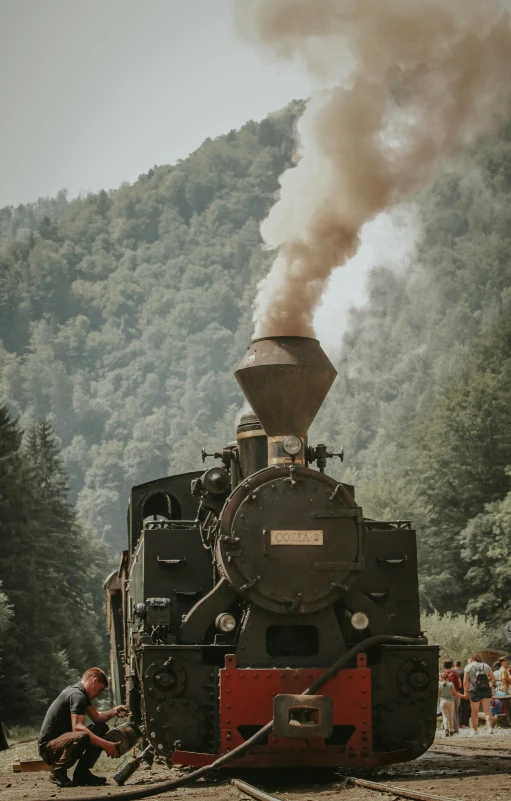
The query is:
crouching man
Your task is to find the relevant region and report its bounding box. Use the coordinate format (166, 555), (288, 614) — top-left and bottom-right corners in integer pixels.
(38, 667), (129, 787)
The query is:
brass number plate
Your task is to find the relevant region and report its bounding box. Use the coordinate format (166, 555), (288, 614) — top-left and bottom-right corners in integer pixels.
(270, 530), (323, 545)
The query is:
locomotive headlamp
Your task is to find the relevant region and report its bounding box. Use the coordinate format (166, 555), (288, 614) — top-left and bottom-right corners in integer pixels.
(350, 611), (369, 631)
(216, 613), (236, 633)
(282, 435), (302, 456)
(202, 467), (231, 495)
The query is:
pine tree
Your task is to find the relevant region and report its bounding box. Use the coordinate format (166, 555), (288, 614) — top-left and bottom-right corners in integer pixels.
(0, 410), (108, 724)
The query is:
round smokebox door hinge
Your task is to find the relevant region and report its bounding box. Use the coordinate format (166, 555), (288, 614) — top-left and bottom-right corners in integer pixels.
(144, 659), (187, 701)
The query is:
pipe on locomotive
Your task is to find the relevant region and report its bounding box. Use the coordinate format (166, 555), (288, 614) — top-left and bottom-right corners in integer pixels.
(56, 635), (427, 801)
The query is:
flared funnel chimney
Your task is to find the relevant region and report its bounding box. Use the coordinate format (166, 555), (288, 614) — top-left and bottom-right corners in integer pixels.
(235, 336), (337, 437)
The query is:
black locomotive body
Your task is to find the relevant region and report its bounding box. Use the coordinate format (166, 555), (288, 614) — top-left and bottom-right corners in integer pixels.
(106, 336), (438, 770)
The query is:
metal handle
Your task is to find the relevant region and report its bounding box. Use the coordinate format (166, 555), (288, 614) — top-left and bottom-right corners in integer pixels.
(157, 556), (186, 565)
(377, 556), (407, 565)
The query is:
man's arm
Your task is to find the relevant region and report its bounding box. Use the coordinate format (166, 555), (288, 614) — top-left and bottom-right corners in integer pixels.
(85, 704), (129, 725)
(71, 713), (119, 758)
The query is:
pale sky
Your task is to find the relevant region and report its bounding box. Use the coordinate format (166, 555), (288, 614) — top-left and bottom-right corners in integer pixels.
(0, 0), (311, 208)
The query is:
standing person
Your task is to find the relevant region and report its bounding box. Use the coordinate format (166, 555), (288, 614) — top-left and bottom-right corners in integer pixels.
(443, 659), (462, 733)
(38, 667), (129, 787)
(438, 671), (464, 736)
(463, 654), (495, 735)
(455, 660), (470, 728)
(494, 656), (511, 695)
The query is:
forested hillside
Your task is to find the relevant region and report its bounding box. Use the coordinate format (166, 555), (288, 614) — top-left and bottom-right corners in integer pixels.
(1, 106), (510, 638)
(0, 104), (301, 550)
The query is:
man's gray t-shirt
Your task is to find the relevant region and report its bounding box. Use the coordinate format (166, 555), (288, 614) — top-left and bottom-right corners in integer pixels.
(464, 661), (491, 690)
(38, 682), (90, 753)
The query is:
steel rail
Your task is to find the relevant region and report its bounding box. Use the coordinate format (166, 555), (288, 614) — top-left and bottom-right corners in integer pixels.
(430, 743), (511, 759)
(344, 775), (463, 801)
(232, 778), (282, 801)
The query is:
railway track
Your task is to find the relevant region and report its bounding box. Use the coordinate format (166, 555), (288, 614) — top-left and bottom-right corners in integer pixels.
(430, 742), (511, 759)
(229, 743), (511, 801)
(232, 776), (463, 801)
(5, 735), (511, 801)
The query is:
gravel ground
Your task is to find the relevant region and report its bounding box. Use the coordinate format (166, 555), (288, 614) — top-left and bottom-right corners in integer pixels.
(1, 727), (511, 801)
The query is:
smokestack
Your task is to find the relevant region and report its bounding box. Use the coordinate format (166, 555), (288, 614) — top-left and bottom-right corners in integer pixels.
(235, 336), (336, 465)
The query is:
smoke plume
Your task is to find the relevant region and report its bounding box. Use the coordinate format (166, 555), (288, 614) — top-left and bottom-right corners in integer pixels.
(234, 0), (511, 338)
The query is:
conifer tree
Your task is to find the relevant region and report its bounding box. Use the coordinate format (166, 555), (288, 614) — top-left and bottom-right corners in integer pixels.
(0, 409), (108, 724)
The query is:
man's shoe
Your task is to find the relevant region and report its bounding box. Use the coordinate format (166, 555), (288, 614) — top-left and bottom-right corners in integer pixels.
(73, 769), (108, 786)
(50, 769), (74, 788)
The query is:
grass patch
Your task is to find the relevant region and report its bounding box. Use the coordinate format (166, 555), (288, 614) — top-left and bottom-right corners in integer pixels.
(6, 725), (40, 745)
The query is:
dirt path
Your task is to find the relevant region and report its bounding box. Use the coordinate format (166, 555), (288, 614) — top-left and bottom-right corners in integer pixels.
(2, 728), (510, 801)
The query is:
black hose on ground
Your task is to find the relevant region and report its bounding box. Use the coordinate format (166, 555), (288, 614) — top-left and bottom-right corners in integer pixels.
(55, 634), (426, 801)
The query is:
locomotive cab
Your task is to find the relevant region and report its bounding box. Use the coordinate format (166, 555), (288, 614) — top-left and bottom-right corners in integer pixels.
(107, 336), (438, 769)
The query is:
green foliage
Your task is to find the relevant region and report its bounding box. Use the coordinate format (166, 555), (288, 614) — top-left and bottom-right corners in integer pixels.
(402, 317), (511, 614)
(0, 190), (69, 253)
(421, 611), (488, 664)
(0, 408), (107, 724)
(0, 103), (302, 550)
(0, 581), (12, 637)
(460, 470), (511, 630)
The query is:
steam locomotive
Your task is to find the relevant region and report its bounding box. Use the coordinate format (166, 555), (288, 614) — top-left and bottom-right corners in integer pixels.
(105, 336), (438, 770)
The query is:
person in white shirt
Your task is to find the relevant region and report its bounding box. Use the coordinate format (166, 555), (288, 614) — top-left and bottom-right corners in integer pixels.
(493, 656), (511, 696)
